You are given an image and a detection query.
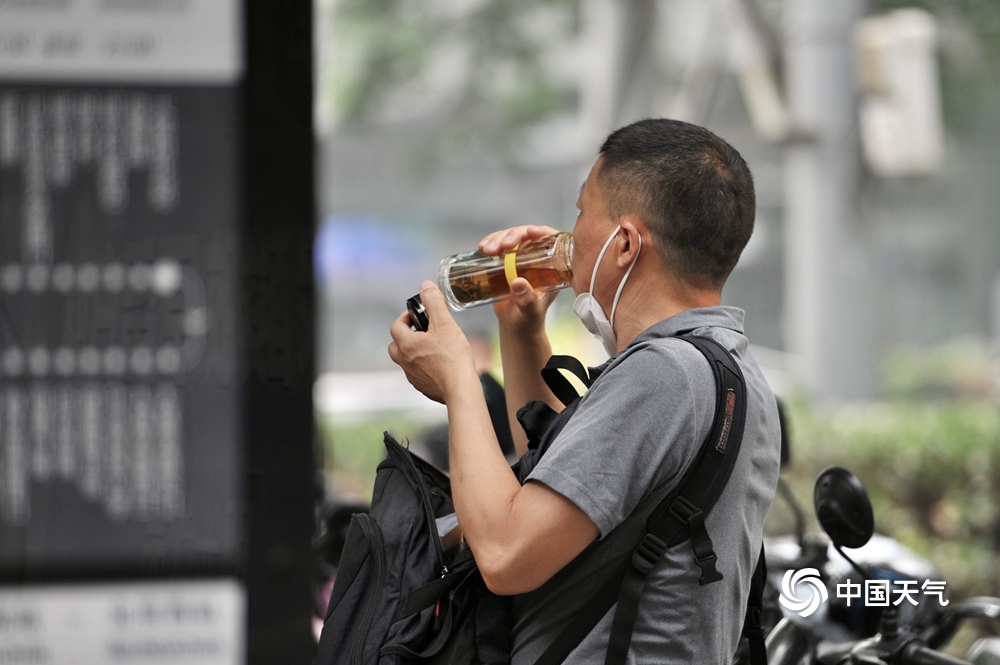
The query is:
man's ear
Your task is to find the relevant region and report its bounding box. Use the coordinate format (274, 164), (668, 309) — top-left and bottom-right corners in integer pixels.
(616, 215), (645, 267)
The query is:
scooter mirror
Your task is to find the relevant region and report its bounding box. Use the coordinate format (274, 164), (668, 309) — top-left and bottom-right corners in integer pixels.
(814, 466), (874, 549)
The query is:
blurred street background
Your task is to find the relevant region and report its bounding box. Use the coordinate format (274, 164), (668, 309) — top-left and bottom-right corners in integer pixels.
(314, 0), (1000, 603)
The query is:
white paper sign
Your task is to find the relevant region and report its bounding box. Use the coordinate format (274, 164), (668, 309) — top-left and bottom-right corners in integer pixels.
(0, 0), (242, 83)
(0, 579), (245, 664)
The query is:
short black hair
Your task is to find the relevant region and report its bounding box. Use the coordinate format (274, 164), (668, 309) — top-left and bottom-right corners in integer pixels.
(597, 118), (756, 289)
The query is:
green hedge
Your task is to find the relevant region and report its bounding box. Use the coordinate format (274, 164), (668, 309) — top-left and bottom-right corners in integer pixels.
(319, 395), (1000, 600)
(320, 413), (428, 500)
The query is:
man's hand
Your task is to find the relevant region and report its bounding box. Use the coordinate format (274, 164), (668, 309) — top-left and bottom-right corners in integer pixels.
(388, 280), (478, 404)
(478, 224), (564, 335)
(478, 223), (562, 255)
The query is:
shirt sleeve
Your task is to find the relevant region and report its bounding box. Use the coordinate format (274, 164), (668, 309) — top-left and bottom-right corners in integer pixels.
(525, 339), (717, 538)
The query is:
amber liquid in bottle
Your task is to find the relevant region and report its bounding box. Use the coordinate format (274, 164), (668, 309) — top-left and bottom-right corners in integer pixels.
(447, 264), (568, 307)
(439, 232), (573, 311)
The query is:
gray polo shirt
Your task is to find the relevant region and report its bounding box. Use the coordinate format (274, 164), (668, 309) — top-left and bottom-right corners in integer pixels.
(511, 306), (781, 664)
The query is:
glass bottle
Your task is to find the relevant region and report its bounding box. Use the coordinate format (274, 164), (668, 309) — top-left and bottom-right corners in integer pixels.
(438, 232), (574, 311)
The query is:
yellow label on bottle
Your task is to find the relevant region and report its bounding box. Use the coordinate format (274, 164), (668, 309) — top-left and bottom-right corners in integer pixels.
(504, 246), (519, 286)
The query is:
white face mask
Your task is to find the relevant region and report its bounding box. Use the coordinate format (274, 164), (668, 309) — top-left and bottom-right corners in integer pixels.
(572, 226), (642, 356)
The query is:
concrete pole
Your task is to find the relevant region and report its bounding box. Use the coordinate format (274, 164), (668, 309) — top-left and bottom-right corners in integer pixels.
(578, 0), (657, 148)
(578, 0), (623, 151)
(784, 0), (877, 400)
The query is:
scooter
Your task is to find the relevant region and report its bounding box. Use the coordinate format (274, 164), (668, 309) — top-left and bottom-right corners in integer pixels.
(764, 466), (1000, 665)
(752, 402), (950, 647)
(763, 471), (947, 645)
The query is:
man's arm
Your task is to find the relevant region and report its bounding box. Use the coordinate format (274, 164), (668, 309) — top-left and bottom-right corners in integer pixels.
(389, 281), (599, 595)
(445, 369), (599, 595)
(496, 291), (560, 457)
(478, 225), (568, 457)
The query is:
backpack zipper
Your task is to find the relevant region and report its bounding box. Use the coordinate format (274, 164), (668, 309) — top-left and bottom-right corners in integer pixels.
(350, 513), (387, 665)
(384, 435), (446, 576)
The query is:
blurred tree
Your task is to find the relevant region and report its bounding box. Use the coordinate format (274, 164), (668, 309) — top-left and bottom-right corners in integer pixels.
(320, 0), (580, 154)
(321, 0), (1000, 141)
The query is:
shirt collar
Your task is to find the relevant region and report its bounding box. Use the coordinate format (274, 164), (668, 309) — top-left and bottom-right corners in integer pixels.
(628, 305), (746, 347)
(589, 306), (746, 374)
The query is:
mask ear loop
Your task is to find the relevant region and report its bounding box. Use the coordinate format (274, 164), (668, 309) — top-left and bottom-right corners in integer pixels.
(589, 226), (620, 295)
(608, 233), (642, 329)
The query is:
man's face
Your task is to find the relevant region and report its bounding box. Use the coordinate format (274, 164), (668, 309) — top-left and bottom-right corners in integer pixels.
(571, 157), (618, 297)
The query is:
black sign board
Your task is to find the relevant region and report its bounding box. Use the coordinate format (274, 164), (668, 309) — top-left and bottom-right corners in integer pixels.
(0, 2), (316, 663)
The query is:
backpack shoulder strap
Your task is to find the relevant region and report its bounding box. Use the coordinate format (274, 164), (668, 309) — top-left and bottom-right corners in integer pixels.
(541, 354), (597, 407)
(604, 334), (748, 665)
(516, 354), (603, 455)
(645, 334), (747, 578)
(535, 334), (757, 665)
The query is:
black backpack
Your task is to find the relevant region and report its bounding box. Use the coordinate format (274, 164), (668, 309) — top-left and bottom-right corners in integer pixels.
(315, 431), (511, 664)
(316, 334), (767, 665)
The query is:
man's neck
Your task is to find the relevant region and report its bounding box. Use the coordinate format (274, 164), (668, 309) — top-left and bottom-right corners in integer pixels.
(611, 271), (721, 353)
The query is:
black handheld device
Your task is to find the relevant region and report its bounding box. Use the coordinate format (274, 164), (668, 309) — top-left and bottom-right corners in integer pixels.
(406, 294), (429, 332)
